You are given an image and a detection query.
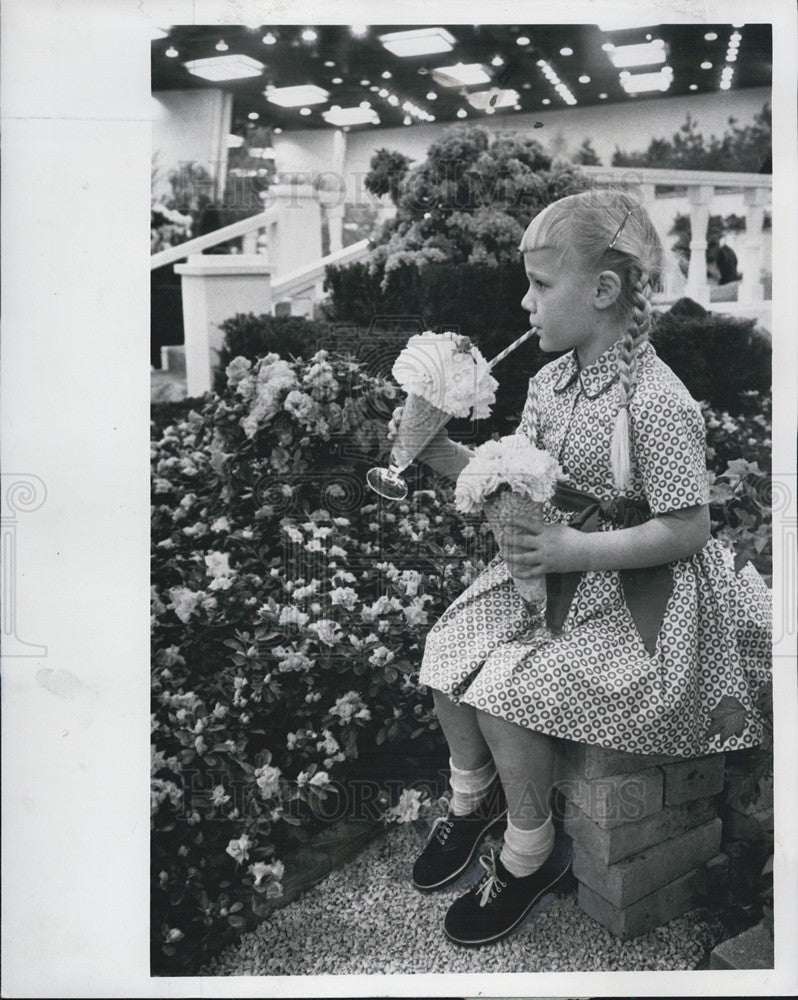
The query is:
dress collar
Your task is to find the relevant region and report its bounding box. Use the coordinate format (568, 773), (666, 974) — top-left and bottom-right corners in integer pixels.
(553, 339), (652, 399)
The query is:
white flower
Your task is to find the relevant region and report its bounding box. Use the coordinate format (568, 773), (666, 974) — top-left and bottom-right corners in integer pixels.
(385, 788), (427, 824)
(329, 586), (358, 610)
(166, 586), (202, 624)
(308, 619), (343, 646)
(249, 859), (284, 888)
(225, 833), (253, 864)
(329, 690), (371, 723)
(368, 644), (395, 667)
(309, 770), (330, 788)
(211, 785), (230, 807)
(255, 764), (282, 799)
(278, 605), (310, 628)
(205, 550), (233, 579)
(211, 516), (231, 532)
(455, 434), (561, 513)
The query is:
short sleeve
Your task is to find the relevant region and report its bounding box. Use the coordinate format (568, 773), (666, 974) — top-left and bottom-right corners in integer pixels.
(516, 376), (542, 447)
(631, 393), (710, 515)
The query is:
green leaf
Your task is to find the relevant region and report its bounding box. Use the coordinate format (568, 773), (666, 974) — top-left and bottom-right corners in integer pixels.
(706, 694), (748, 742)
(227, 914), (246, 929)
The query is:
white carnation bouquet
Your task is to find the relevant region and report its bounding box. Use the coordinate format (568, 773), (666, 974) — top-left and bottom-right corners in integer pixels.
(455, 433), (562, 607)
(367, 327), (538, 501)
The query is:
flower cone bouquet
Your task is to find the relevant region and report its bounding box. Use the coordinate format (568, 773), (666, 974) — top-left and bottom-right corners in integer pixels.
(367, 330), (498, 500)
(455, 434), (562, 608)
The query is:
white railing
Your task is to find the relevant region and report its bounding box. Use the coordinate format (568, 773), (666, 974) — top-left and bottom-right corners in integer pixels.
(150, 204), (280, 271)
(270, 239), (371, 319)
(579, 165), (772, 327)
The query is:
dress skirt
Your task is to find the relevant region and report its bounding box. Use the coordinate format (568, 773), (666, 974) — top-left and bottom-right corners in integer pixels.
(418, 519), (772, 758)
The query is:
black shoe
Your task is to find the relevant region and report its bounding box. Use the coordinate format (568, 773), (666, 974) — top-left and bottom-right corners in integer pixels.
(411, 780), (508, 893)
(443, 830), (572, 947)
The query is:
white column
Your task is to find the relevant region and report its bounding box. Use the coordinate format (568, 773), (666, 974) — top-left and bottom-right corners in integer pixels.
(174, 254), (275, 396)
(685, 184), (713, 307)
(738, 186), (767, 305)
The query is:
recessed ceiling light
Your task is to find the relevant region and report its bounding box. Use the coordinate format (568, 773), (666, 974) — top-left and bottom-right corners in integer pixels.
(579, 75), (591, 83)
(227, 134), (244, 148)
(619, 69), (673, 94)
(332, 77), (343, 84)
(323, 105), (379, 126)
(369, 85), (379, 91)
(403, 115), (412, 125)
(378, 27), (455, 57)
(705, 32), (718, 41)
(727, 52), (738, 62)
(359, 101), (371, 108)
(262, 33), (276, 45)
(387, 95), (399, 106)
(215, 39), (228, 52)
(300, 107), (312, 115)
(350, 25), (368, 37)
(360, 79), (370, 86)
(607, 40), (666, 68)
(324, 60), (335, 67)
(560, 47), (573, 56)
(517, 36), (530, 46)
(381, 71), (392, 79)
(301, 29), (317, 43)
(645, 33), (652, 40)
(689, 83), (698, 90)
(730, 32), (742, 44)
(701, 61), (713, 69)
(602, 42), (615, 51)
(426, 91), (437, 100)
(433, 62), (491, 86)
(266, 84), (330, 107)
(598, 92), (607, 98)
(731, 21), (744, 28)
(248, 112), (259, 120)
(456, 108), (468, 117)
(491, 55), (504, 66)
(542, 98), (551, 105)
(184, 55), (265, 81)
(165, 46), (178, 58)
(274, 127), (282, 134)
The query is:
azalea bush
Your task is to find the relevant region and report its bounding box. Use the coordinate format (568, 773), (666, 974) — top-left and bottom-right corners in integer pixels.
(151, 349), (496, 973)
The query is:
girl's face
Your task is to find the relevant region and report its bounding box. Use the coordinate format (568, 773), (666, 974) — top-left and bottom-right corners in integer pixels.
(521, 247), (601, 355)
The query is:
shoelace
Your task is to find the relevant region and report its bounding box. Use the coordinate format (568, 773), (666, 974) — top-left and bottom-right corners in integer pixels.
(429, 815), (454, 845)
(476, 848), (506, 907)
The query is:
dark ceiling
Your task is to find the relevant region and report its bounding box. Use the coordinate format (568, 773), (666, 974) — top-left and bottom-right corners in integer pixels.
(151, 23), (772, 133)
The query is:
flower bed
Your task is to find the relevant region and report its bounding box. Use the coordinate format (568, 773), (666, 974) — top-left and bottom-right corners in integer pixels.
(151, 349), (771, 974)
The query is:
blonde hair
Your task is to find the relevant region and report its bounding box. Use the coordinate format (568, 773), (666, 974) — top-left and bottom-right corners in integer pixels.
(519, 189), (663, 492)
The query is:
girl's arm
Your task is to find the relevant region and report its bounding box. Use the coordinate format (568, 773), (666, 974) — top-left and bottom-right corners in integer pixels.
(417, 430), (475, 482)
(502, 504), (711, 577)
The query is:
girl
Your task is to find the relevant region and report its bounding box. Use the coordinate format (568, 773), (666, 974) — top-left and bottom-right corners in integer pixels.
(401, 189), (772, 947)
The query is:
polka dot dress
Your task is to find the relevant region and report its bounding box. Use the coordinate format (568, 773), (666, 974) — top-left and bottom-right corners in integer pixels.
(418, 339), (772, 756)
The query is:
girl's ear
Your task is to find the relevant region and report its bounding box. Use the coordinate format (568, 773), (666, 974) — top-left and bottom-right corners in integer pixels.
(594, 269), (622, 310)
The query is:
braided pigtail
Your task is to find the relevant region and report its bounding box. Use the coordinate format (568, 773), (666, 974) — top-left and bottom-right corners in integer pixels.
(610, 265), (652, 491)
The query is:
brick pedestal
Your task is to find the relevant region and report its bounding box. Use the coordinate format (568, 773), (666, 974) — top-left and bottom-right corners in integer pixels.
(554, 740), (726, 939)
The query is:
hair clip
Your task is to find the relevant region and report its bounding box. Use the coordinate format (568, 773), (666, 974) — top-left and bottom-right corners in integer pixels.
(608, 205), (633, 250)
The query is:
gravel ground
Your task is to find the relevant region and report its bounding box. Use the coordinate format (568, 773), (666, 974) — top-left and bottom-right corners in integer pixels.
(201, 814), (724, 976)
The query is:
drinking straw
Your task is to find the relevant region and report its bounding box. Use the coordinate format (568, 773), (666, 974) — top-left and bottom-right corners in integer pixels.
(487, 327), (538, 370)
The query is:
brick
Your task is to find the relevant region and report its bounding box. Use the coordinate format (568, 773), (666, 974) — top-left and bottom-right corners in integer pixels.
(554, 738), (685, 781)
(572, 817), (722, 907)
(564, 794), (717, 865)
(709, 922), (774, 970)
(662, 754), (725, 806)
(557, 769), (663, 829)
(578, 860), (714, 940)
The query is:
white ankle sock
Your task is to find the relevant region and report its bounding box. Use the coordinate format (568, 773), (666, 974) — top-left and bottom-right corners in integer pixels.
(448, 756), (497, 816)
(499, 813), (555, 877)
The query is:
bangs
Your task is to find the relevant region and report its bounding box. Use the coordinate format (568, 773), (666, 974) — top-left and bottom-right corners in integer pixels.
(519, 202), (574, 268)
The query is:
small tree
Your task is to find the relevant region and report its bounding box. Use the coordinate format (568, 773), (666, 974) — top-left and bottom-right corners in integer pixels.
(572, 137), (602, 166)
(363, 125), (590, 284)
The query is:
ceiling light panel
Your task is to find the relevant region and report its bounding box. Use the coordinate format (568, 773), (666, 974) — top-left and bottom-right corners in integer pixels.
(607, 40), (666, 68)
(378, 27), (455, 57)
(432, 62), (491, 86)
(619, 67), (673, 94)
(322, 106), (380, 126)
(266, 84), (330, 107)
(184, 54), (265, 81)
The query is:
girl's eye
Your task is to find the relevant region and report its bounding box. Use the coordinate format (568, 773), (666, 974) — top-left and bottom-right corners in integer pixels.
(530, 279), (546, 290)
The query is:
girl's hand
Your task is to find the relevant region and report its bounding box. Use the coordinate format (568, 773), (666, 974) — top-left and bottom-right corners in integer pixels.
(387, 404), (404, 442)
(500, 521), (587, 577)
